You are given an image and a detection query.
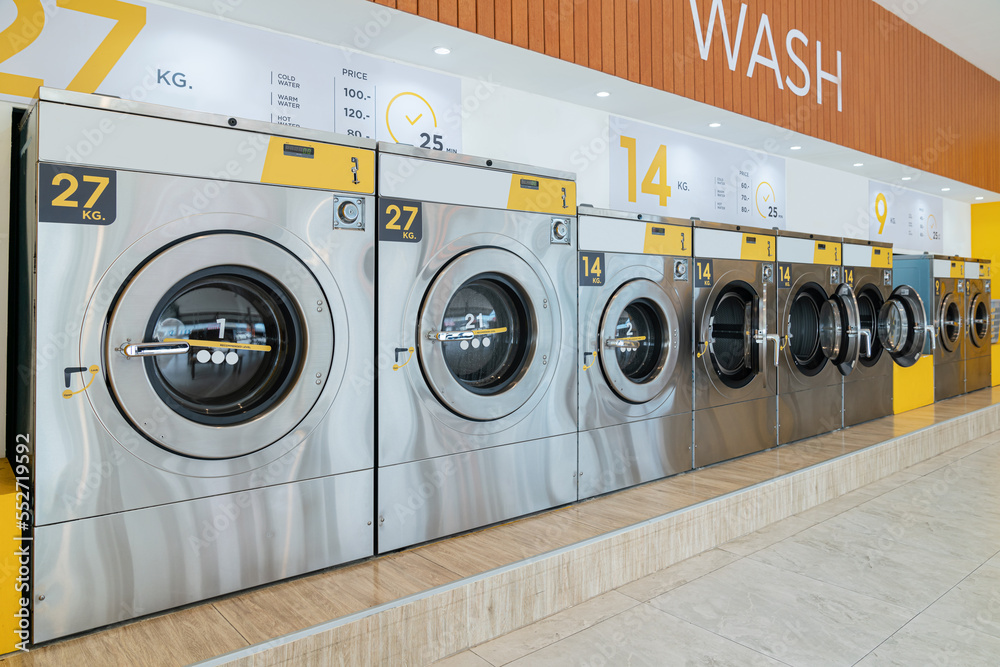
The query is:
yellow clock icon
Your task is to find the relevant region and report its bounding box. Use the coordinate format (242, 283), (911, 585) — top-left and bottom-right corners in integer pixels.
(385, 92), (438, 146)
(756, 181), (776, 219)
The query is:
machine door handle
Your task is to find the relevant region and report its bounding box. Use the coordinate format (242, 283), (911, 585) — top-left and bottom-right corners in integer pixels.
(925, 325), (937, 352)
(859, 329), (873, 358)
(120, 341), (190, 358)
(605, 336), (646, 350)
(765, 333), (781, 367)
(427, 327), (508, 342)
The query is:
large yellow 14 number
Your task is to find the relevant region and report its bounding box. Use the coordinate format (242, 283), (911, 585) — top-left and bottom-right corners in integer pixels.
(619, 136), (673, 207)
(0, 0), (146, 98)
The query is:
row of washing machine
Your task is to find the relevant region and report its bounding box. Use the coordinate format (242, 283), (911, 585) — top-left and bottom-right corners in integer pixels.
(10, 90), (989, 643)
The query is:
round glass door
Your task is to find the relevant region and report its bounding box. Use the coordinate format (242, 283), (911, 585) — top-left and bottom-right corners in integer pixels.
(597, 279), (678, 403)
(145, 267), (302, 425)
(968, 291), (990, 348)
(105, 234), (333, 459)
(877, 285), (927, 367)
(418, 247), (554, 421)
(938, 293), (962, 352)
(708, 282), (759, 389)
(439, 275), (530, 395)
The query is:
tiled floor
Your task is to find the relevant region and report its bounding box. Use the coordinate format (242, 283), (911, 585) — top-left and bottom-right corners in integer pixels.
(433, 432), (1000, 667)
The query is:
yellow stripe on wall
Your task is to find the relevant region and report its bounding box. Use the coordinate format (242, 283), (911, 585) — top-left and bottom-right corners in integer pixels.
(261, 137), (375, 193)
(506, 174), (576, 214)
(971, 202), (1000, 386)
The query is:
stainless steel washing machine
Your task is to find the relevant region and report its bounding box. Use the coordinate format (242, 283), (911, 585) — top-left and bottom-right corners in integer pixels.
(13, 89), (375, 641)
(933, 256), (967, 400)
(577, 208), (692, 499)
(842, 240), (928, 426)
(375, 144), (577, 553)
(964, 259), (992, 392)
(775, 231), (859, 444)
(693, 221), (777, 467)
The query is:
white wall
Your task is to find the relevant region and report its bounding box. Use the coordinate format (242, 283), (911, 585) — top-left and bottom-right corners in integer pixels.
(460, 78), (974, 255)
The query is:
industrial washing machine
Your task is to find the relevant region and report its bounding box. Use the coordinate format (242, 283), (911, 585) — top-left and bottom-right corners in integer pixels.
(933, 256), (967, 400)
(577, 208), (692, 499)
(842, 240), (929, 426)
(692, 221), (777, 467)
(964, 259), (992, 392)
(376, 144), (578, 553)
(775, 231), (859, 444)
(12, 90), (376, 641)
(894, 254), (964, 401)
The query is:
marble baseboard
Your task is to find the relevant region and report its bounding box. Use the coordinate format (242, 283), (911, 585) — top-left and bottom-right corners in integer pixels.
(199, 401), (1000, 667)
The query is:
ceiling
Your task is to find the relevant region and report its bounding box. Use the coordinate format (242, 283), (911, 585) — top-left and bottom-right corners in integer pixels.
(154, 0), (999, 203)
(871, 0), (1000, 81)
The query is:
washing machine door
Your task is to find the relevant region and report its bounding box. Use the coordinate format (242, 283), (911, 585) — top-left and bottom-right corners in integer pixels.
(828, 283), (861, 376)
(855, 283), (886, 367)
(968, 288), (990, 348)
(707, 281), (761, 389)
(104, 234), (334, 459)
(937, 292), (963, 353)
(786, 282), (857, 376)
(877, 285), (927, 367)
(597, 278), (679, 404)
(418, 247), (553, 421)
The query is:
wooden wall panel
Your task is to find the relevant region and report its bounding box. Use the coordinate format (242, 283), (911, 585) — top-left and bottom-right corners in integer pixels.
(378, 0), (1000, 193)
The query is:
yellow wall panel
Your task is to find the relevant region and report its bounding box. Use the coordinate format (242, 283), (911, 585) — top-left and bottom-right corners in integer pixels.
(971, 202), (1000, 386)
(893, 355), (934, 413)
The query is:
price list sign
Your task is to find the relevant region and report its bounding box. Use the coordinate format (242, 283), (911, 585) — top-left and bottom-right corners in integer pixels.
(868, 181), (943, 253)
(0, 0), (462, 151)
(610, 116), (786, 228)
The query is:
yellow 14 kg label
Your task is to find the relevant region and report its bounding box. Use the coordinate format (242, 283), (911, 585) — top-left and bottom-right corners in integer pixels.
(38, 164), (117, 225)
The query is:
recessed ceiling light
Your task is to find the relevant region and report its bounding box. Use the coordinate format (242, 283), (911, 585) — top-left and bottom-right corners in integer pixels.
(976, 196), (985, 200)
(433, 46), (451, 55)
(708, 122), (721, 128)
(941, 188), (951, 192)
(790, 146), (802, 150)
(595, 91), (610, 98)
(901, 177), (912, 181)
(853, 163), (864, 167)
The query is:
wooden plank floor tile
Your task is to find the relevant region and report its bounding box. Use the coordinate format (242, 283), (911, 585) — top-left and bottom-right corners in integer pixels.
(4, 604), (249, 667)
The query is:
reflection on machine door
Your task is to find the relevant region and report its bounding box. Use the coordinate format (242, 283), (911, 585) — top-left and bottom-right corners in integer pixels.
(440, 275), (530, 395)
(612, 299), (663, 383)
(708, 281), (759, 388)
(597, 277), (680, 405)
(417, 246), (554, 423)
(146, 267), (302, 425)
